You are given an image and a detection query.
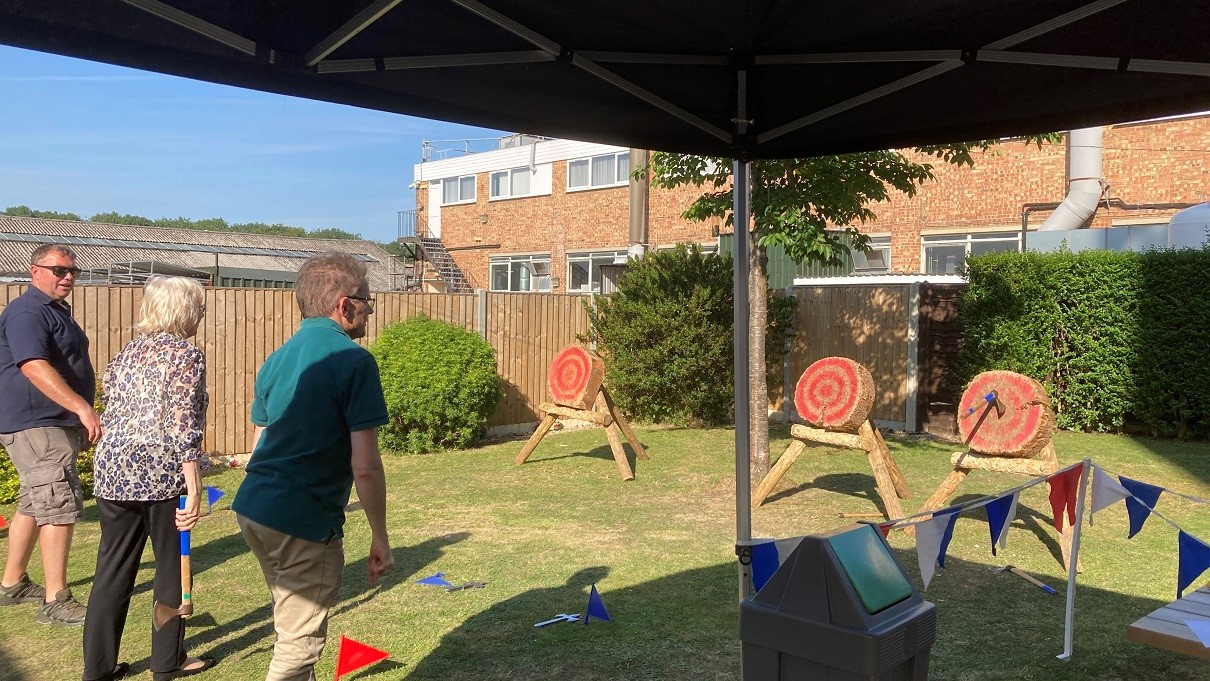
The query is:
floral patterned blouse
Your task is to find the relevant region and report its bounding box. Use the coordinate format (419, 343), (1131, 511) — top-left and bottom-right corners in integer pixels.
(92, 332), (208, 501)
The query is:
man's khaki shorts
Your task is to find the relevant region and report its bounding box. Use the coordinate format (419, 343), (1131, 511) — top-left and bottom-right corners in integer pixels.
(0, 427), (85, 526)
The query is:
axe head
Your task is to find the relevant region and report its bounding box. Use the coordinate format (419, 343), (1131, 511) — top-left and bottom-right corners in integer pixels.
(153, 601), (194, 630)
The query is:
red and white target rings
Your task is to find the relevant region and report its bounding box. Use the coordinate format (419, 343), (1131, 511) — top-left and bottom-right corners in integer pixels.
(958, 370), (1055, 458)
(794, 357), (875, 430)
(548, 345), (605, 410)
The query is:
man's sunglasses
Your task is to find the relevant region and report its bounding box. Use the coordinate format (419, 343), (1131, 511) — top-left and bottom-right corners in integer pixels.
(33, 264), (82, 278)
(347, 295), (375, 310)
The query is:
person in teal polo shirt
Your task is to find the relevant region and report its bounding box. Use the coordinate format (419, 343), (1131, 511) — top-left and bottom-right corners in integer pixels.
(232, 252), (392, 681)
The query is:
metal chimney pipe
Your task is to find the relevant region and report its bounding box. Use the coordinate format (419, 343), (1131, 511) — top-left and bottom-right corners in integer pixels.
(1038, 127), (1104, 231)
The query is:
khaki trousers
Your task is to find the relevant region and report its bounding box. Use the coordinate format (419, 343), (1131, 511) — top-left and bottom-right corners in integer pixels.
(237, 515), (344, 681)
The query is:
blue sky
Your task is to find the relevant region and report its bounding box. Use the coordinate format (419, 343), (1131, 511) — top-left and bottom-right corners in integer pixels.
(0, 45), (507, 244)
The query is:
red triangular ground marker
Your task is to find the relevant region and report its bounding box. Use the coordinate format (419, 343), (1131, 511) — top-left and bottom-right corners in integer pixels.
(334, 634), (389, 680)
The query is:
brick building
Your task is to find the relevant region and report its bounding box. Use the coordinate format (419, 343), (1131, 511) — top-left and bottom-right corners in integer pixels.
(410, 115), (1210, 292)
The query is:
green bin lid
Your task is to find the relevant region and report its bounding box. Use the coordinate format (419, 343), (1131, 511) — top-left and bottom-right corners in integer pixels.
(826, 525), (913, 614)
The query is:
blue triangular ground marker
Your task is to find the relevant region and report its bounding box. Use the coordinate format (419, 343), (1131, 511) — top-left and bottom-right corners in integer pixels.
(585, 584), (611, 624)
(416, 572), (453, 588)
(205, 486), (225, 512)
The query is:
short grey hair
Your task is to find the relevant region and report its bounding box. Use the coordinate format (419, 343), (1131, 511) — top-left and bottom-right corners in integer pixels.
(136, 276), (206, 336)
(30, 243), (77, 266)
(295, 252), (368, 318)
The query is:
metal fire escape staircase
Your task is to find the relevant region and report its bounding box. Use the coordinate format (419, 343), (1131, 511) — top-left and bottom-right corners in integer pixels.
(415, 237), (473, 293)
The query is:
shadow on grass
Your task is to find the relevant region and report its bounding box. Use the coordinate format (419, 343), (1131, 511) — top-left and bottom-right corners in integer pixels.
(521, 443), (642, 478)
(164, 532), (470, 674)
(335, 532), (471, 616)
(404, 548), (1207, 680)
(764, 471), (883, 512)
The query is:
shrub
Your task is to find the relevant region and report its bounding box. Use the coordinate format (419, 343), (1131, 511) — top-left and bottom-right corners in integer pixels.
(0, 380), (103, 504)
(585, 244), (794, 425)
(370, 315), (500, 453)
(959, 245), (1210, 437)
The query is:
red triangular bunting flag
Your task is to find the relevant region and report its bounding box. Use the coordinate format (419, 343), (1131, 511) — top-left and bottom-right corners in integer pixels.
(1047, 464), (1084, 533)
(0, 514), (7, 529)
(335, 634), (389, 680)
(877, 522), (894, 538)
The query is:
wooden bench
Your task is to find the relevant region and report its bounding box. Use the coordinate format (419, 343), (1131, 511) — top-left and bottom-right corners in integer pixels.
(1126, 587), (1210, 659)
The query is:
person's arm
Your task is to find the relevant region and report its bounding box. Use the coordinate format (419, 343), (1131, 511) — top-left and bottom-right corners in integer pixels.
(164, 348), (206, 529)
(20, 359), (101, 442)
(350, 427), (392, 583)
(176, 459), (202, 531)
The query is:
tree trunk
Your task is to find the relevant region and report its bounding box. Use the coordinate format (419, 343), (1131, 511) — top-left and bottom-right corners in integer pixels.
(748, 232), (770, 482)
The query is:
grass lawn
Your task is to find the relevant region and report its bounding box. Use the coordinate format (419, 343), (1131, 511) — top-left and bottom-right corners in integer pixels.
(2, 425), (1209, 680)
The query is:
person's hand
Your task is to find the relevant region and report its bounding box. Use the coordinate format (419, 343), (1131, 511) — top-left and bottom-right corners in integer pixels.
(367, 535), (393, 584)
(77, 408), (102, 444)
(175, 494), (200, 532)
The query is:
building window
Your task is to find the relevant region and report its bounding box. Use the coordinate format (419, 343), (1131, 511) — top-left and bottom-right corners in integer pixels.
(567, 151), (630, 191)
(567, 249), (628, 293)
(441, 175), (476, 204)
(489, 167), (533, 199)
(489, 255), (551, 292)
(922, 232), (1020, 275)
(852, 236), (891, 273)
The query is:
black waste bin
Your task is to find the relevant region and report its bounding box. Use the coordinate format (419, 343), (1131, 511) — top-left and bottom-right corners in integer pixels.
(740, 523), (936, 680)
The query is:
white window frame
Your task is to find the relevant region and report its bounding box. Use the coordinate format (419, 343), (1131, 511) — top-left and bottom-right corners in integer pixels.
(566, 249), (629, 294)
(853, 236), (892, 273)
(922, 231), (1021, 275)
(489, 254), (552, 293)
(441, 174), (476, 205)
(489, 167), (535, 200)
(567, 151), (630, 191)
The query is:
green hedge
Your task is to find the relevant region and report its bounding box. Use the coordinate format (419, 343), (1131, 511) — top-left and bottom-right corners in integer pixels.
(959, 246), (1210, 437)
(0, 382), (102, 505)
(370, 316), (500, 453)
(585, 244), (794, 425)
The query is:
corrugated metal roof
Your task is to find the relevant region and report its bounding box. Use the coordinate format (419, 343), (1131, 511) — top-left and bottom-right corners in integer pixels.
(0, 216), (409, 290)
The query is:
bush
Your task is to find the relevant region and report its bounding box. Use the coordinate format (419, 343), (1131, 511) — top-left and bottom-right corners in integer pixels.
(585, 244), (794, 425)
(0, 381), (103, 504)
(370, 315), (500, 453)
(959, 245), (1210, 437)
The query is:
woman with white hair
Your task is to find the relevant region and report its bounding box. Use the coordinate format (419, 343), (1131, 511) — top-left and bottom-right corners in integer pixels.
(82, 276), (216, 681)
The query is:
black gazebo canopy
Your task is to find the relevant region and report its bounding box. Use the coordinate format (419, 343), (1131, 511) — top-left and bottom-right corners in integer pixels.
(5, 0), (1210, 604)
(2, 0), (1209, 160)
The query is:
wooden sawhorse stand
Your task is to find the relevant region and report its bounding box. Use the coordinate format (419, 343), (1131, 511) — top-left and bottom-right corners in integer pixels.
(514, 387), (648, 481)
(753, 421), (911, 526)
(921, 442), (1080, 571)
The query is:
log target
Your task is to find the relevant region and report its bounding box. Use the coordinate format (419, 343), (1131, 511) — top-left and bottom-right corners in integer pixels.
(958, 370), (1055, 457)
(548, 345), (605, 410)
(793, 357), (875, 430)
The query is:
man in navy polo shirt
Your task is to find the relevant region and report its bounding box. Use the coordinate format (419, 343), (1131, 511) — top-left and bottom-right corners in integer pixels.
(0, 243), (100, 626)
(233, 251), (392, 681)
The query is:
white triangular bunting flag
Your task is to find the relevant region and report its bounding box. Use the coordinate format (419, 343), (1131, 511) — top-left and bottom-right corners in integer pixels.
(1090, 465), (1130, 525)
(915, 510), (958, 590)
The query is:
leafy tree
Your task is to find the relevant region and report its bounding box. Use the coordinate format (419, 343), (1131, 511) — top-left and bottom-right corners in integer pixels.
(3, 205), (83, 221)
(307, 227), (362, 240)
(648, 135), (1057, 482)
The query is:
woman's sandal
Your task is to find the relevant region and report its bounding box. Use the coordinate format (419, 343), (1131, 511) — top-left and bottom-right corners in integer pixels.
(151, 656), (217, 681)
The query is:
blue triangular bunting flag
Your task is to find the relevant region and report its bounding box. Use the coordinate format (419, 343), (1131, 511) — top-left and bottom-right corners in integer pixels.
(984, 493), (1019, 556)
(1177, 531), (1210, 598)
(205, 485), (225, 512)
(751, 541), (781, 592)
(416, 572), (453, 588)
(1120, 476), (1164, 538)
(935, 507), (962, 569)
(585, 584), (611, 623)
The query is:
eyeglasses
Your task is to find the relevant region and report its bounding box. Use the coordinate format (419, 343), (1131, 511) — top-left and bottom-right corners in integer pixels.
(347, 295), (375, 310)
(33, 264), (82, 278)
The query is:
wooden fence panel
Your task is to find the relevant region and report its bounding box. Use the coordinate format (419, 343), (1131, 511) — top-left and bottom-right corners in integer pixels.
(485, 293), (590, 429)
(788, 285), (910, 425)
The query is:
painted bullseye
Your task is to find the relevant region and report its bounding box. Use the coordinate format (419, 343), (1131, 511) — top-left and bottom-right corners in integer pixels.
(794, 357), (874, 430)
